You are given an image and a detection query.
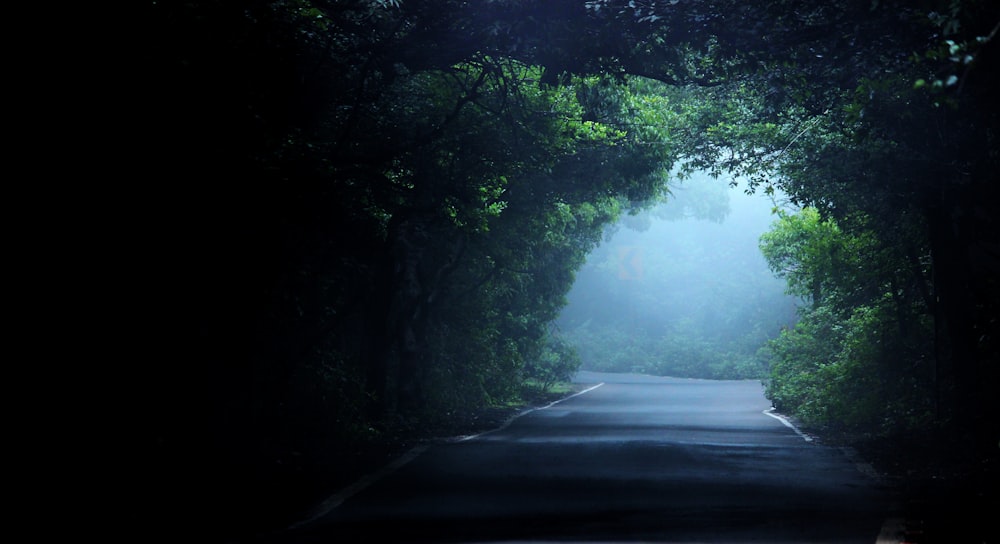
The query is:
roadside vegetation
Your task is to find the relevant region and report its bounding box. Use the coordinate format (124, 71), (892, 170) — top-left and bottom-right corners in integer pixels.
(135, 1), (998, 540)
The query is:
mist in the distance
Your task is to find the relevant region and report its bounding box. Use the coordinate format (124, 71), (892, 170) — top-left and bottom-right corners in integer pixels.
(556, 172), (797, 379)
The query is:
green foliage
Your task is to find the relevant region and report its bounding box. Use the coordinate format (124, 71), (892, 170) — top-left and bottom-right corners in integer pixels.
(765, 305), (843, 418)
(761, 211), (937, 435)
(913, 1), (998, 99)
(339, 65), (680, 420)
(671, 1), (1000, 445)
(765, 296), (935, 434)
(137, 2), (999, 532)
(759, 208), (884, 311)
(564, 317), (775, 380)
(523, 333), (583, 392)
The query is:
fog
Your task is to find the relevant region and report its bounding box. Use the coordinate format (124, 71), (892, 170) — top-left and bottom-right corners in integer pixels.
(556, 171), (798, 379)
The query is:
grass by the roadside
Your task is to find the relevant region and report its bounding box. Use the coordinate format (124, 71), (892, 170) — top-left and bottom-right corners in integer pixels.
(516, 379), (587, 406)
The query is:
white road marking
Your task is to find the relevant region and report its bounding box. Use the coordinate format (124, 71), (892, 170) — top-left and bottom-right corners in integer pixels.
(289, 382), (607, 528)
(287, 444), (430, 529)
(762, 407), (813, 442)
(455, 382), (605, 442)
(762, 409), (902, 544)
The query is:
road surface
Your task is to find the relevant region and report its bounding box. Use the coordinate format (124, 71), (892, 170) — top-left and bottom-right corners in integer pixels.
(261, 371), (893, 543)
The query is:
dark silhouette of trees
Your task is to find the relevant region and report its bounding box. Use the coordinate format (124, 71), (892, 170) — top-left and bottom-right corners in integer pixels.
(130, 1), (998, 539)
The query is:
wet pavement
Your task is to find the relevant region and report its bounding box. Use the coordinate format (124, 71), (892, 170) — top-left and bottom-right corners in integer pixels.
(259, 371), (894, 543)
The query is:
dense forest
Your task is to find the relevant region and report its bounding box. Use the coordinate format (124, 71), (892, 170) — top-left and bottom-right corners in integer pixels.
(132, 0), (998, 540)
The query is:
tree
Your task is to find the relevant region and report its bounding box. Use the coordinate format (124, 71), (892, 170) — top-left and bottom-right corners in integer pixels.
(645, 0), (999, 459)
(132, 1), (999, 536)
(523, 333), (583, 392)
(761, 209), (935, 434)
(136, 3), (698, 534)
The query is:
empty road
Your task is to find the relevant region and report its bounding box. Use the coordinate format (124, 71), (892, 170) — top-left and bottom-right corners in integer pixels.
(262, 371), (893, 543)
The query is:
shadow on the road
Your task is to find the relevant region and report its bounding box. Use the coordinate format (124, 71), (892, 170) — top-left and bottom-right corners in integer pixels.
(271, 508), (887, 543)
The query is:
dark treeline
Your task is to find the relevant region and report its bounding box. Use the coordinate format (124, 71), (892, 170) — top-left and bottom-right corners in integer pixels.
(130, 1), (999, 540)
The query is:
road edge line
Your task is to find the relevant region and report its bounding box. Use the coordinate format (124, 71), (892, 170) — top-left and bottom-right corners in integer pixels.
(286, 382), (606, 530)
(762, 407), (813, 442)
(454, 382), (606, 442)
(286, 444), (430, 530)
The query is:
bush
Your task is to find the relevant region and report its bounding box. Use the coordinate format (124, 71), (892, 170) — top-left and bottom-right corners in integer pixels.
(765, 296), (935, 436)
(523, 334), (582, 391)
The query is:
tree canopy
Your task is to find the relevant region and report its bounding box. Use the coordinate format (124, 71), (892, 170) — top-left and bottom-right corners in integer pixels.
(132, 0), (1000, 539)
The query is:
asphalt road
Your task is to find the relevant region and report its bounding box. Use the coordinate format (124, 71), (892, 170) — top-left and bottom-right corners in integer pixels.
(261, 371), (893, 543)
